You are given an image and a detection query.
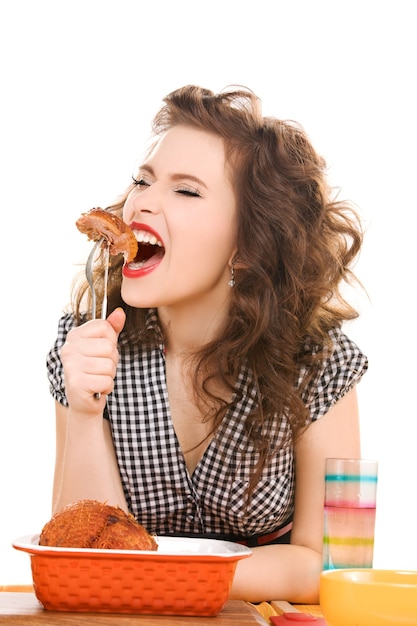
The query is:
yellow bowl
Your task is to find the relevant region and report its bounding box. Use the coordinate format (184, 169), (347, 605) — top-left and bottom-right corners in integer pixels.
(320, 569), (417, 626)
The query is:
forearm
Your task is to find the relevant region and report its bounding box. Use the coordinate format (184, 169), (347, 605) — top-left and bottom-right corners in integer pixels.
(53, 410), (127, 514)
(229, 543), (322, 604)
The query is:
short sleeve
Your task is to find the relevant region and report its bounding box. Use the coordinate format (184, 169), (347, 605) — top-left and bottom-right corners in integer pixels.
(301, 328), (368, 422)
(46, 313), (77, 407)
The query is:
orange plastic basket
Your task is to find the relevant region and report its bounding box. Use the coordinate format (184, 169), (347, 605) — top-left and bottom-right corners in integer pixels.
(13, 534), (251, 616)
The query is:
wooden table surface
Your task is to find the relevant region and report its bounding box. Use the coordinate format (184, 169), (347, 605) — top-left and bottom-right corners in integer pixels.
(0, 592), (269, 625)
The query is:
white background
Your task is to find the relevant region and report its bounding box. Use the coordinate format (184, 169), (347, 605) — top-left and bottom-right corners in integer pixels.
(1, 0), (415, 584)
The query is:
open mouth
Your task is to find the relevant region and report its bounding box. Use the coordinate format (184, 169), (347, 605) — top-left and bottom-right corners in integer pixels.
(128, 229), (165, 269)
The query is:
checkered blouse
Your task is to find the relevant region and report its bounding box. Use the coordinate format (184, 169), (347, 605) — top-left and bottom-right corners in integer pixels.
(46, 311), (368, 541)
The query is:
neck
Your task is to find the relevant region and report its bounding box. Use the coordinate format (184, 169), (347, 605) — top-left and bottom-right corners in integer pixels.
(158, 295), (230, 357)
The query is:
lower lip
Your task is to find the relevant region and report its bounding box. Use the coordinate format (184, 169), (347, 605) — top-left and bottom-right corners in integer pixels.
(122, 258), (162, 279)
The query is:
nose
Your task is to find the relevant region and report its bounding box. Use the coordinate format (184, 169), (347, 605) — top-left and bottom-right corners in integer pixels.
(124, 185), (161, 223)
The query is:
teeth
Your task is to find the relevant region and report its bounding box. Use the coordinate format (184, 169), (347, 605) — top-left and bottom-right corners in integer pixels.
(133, 229), (163, 247)
(128, 260), (147, 269)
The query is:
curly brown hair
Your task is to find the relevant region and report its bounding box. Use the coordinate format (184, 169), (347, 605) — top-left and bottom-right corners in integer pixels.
(72, 85), (364, 494)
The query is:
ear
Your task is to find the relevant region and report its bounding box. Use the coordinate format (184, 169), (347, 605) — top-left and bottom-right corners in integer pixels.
(229, 252), (249, 270)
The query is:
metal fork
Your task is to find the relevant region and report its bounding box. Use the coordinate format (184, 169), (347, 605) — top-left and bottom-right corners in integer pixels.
(85, 238), (110, 320)
(85, 238), (110, 401)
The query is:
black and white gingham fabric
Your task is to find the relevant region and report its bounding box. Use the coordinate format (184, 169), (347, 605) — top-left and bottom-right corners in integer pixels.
(46, 312), (368, 539)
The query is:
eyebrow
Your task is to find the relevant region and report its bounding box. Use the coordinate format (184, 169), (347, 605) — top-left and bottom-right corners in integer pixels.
(139, 164), (208, 189)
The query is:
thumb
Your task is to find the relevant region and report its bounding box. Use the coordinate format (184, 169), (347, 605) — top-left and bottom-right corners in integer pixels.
(106, 307), (126, 336)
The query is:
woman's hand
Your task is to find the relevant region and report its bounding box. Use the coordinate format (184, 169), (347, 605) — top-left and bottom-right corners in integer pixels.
(60, 308), (126, 415)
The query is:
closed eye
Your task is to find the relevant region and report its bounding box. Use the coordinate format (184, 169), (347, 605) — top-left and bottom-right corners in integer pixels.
(131, 176), (150, 188)
(175, 188), (201, 197)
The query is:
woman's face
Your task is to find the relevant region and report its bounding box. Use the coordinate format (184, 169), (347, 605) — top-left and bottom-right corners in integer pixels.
(121, 125), (238, 311)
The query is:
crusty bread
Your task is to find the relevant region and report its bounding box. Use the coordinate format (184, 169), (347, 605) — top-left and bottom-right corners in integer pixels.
(39, 499), (158, 551)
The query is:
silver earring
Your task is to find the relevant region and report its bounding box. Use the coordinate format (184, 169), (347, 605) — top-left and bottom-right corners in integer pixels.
(228, 264), (235, 287)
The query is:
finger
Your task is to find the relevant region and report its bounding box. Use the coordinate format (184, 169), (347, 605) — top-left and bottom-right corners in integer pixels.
(106, 307), (126, 336)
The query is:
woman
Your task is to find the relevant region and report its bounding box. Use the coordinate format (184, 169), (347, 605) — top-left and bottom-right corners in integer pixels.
(47, 85), (368, 603)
